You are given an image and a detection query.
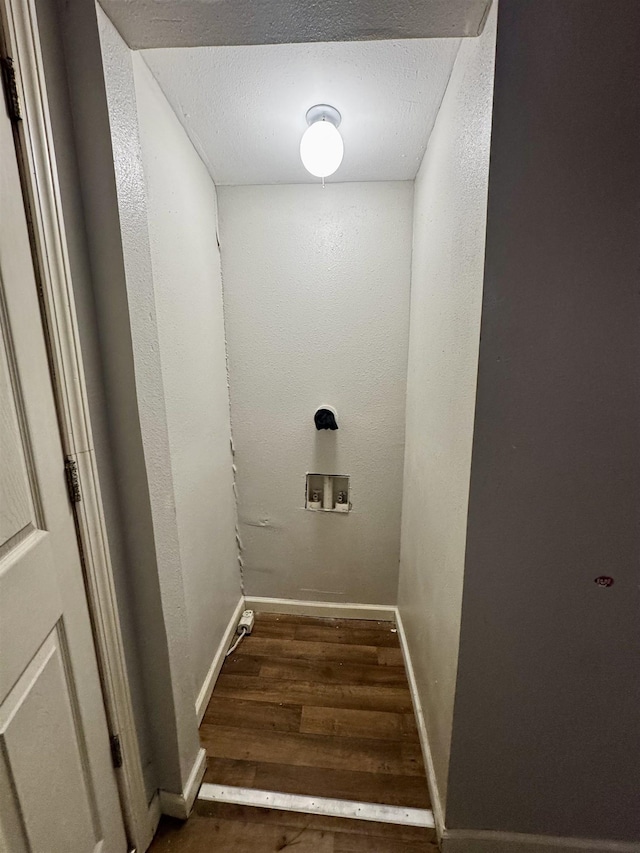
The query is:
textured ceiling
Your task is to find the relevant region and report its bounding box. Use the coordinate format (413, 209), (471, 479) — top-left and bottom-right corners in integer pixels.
(142, 39), (461, 185)
(99, 0), (491, 50)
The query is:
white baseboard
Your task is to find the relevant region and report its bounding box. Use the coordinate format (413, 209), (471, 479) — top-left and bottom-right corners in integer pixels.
(441, 830), (640, 853)
(195, 597), (245, 724)
(395, 608), (446, 841)
(159, 747), (207, 820)
(395, 610), (639, 853)
(147, 790), (161, 837)
(244, 596), (396, 622)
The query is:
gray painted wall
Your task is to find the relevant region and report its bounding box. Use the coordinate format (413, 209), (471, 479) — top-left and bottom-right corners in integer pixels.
(52, 0), (191, 797)
(36, 0), (155, 797)
(397, 4), (496, 813)
(218, 183), (413, 605)
(447, 0), (640, 842)
(97, 0), (491, 50)
(47, 0), (212, 797)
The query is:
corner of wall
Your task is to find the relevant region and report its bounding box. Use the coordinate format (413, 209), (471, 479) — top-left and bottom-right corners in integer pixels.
(127, 33), (244, 715)
(82, 2), (202, 795)
(396, 0), (497, 821)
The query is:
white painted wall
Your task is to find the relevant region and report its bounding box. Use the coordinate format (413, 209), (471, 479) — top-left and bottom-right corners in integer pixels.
(95, 6), (239, 795)
(397, 4), (496, 813)
(218, 183), (413, 605)
(132, 54), (241, 705)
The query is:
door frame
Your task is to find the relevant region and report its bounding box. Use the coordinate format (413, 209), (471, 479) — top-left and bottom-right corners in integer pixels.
(0, 0), (153, 849)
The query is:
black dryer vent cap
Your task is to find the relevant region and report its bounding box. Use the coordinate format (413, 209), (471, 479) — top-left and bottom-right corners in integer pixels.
(314, 408), (338, 430)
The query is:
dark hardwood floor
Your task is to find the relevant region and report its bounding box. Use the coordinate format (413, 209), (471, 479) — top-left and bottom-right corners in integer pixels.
(150, 801), (439, 852)
(200, 613), (431, 809)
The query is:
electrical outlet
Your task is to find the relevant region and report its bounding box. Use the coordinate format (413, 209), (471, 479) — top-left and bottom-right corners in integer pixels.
(237, 609), (255, 634)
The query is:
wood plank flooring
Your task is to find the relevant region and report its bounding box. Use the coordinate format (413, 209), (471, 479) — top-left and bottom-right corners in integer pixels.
(200, 613), (430, 810)
(150, 801), (439, 852)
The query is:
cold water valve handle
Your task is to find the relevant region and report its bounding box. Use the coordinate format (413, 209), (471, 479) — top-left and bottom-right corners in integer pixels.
(314, 406), (338, 431)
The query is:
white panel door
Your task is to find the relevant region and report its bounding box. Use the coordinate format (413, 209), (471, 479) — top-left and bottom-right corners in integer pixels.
(0, 80), (127, 852)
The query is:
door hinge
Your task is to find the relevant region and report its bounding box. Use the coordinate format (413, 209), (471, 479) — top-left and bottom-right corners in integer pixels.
(1, 57), (21, 123)
(64, 456), (82, 504)
(110, 734), (123, 769)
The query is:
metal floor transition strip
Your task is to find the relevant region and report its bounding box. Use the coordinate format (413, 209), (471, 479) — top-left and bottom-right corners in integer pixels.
(198, 783), (435, 829)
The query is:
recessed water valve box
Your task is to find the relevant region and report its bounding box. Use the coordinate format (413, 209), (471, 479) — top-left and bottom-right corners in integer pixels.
(306, 473), (350, 512)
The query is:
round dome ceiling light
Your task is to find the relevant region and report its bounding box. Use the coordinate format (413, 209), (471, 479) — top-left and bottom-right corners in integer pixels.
(300, 104), (344, 179)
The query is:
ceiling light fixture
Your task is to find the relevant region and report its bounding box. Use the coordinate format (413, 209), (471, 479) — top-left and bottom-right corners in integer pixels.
(300, 104), (344, 180)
